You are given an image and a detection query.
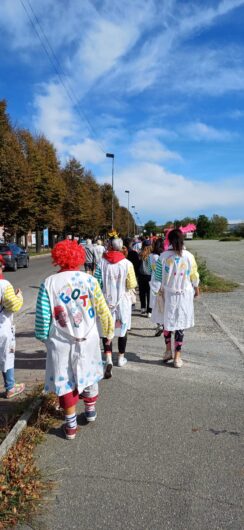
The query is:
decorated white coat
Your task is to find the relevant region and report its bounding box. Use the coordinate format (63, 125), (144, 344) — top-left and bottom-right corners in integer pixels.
(0, 279), (23, 371)
(35, 271), (114, 397)
(154, 248), (199, 331)
(95, 257), (137, 337)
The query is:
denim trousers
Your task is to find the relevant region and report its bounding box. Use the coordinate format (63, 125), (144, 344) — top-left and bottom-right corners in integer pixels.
(2, 368), (15, 391)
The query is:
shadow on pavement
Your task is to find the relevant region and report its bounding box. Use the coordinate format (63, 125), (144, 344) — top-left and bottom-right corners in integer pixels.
(16, 330), (36, 338)
(15, 349), (46, 370)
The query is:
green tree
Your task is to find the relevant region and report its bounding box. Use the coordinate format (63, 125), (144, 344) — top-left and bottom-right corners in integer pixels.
(62, 158), (89, 237)
(0, 101), (31, 240)
(196, 215), (211, 238)
(209, 214), (228, 237)
(143, 220), (157, 235)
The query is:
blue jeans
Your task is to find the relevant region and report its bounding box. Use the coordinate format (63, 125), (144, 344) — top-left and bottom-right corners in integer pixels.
(2, 368), (15, 391)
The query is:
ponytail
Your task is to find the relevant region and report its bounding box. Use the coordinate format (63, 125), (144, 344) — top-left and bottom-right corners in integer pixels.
(168, 229), (184, 256)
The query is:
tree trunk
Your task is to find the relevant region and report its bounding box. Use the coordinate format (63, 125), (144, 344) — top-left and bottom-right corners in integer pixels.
(16, 232), (22, 246)
(49, 230), (56, 249)
(36, 230), (42, 253)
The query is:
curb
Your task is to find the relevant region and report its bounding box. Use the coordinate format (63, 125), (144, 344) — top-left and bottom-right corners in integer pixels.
(29, 253), (51, 260)
(200, 298), (244, 359)
(0, 397), (42, 460)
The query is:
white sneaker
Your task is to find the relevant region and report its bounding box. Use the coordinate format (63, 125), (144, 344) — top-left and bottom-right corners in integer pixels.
(162, 351), (173, 362)
(174, 358), (183, 368)
(104, 355), (113, 379)
(141, 308), (146, 315)
(147, 313), (152, 318)
(117, 355), (128, 368)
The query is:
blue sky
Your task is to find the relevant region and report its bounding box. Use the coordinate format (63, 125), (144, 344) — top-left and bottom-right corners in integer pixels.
(0, 0), (244, 224)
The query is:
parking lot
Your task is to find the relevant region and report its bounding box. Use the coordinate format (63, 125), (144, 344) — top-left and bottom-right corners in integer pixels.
(186, 239), (244, 284)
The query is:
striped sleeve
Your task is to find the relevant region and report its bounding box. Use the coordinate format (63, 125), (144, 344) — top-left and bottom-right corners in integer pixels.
(126, 263), (137, 290)
(35, 283), (52, 341)
(94, 264), (103, 289)
(93, 280), (114, 339)
(155, 258), (163, 282)
(147, 255), (152, 275)
(3, 285), (23, 313)
(190, 255), (200, 287)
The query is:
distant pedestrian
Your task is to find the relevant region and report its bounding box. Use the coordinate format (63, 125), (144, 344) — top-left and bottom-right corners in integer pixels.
(0, 255), (25, 398)
(124, 238), (140, 278)
(35, 240), (114, 440)
(94, 236), (137, 377)
(138, 240), (152, 317)
(155, 229), (199, 368)
(148, 238), (165, 336)
(84, 238), (97, 273)
(93, 239), (105, 265)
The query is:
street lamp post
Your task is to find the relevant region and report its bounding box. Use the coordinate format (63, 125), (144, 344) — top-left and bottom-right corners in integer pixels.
(106, 153), (115, 230)
(131, 205), (136, 236)
(125, 190), (130, 237)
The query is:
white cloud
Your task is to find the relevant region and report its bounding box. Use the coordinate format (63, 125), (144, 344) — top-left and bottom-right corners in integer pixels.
(114, 162), (244, 221)
(130, 130), (181, 161)
(70, 139), (105, 165)
(33, 83), (79, 152)
(183, 122), (236, 141)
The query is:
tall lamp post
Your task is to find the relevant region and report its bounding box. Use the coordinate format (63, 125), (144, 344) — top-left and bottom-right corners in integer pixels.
(131, 205), (136, 236)
(106, 153), (115, 230)
(125, 190), (130, 237)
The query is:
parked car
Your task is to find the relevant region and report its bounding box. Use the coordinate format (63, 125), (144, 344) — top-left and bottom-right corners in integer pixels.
(0, 243), (29, 271)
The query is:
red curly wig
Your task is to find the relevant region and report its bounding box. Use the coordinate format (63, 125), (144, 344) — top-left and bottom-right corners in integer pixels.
(52, 240), (85, 270)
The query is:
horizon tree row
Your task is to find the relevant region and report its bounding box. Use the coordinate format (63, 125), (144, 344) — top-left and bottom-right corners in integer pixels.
(0, 100), (134, 250)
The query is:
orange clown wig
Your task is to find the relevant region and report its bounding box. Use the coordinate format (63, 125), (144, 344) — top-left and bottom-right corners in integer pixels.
(51, 240), (85, 271)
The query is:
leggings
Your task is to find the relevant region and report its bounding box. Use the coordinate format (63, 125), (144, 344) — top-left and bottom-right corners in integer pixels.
(164, 329), (184, 352)
(138, 274), (151, 312)
(103, 334), (127, 354)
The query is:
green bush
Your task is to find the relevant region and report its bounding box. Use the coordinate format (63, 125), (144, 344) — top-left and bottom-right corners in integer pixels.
(219, 236), (242, 242)
(194, 253), (238, 292)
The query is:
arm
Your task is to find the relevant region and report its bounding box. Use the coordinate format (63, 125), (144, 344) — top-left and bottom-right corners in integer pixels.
(190, 255), (200, 287)
(126, 262), (137, 290)
(93, 264), (103, 289)
(189, 255), (200, 296)
(35, 283), (52, 341)
(3, 284), (23, 312)
(93, 280), (114, 339)
(155, 258), (163, 283)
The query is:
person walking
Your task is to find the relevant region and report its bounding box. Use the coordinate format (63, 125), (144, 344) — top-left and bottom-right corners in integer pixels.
(93, 239), (105, 265)
(84, 238), (97, 274)
(155, 229), (199, 368)
(148, 238), (164, 336)
(138, 240), (152, 317)
(94, 236), (137, 377)
(0, 255), (25, 398)
(35, 240), (114, 440)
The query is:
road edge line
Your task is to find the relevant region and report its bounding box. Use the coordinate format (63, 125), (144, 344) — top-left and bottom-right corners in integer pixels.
(210, 312), (244, 359)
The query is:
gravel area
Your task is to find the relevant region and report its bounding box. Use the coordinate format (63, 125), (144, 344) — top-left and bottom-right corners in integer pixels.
(186, 239), (244, 283)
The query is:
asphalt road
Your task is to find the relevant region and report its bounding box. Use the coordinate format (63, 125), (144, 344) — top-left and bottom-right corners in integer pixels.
(186, 239), (244, 284)
(4, 254), (53, 313)
(2, 246), (243, 530)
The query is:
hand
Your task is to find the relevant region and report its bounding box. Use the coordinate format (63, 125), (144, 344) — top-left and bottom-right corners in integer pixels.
(194, 286), (200, 298)
(15, 288), (22, 296)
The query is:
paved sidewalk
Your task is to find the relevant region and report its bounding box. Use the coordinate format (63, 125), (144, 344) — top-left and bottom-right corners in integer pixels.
(17, 293), (243, 530)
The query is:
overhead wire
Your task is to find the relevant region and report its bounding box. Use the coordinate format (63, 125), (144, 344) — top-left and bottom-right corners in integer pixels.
(19, 0), (106, 154)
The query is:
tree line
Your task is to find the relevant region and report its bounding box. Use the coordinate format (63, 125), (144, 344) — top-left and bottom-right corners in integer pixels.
(0, 100), (134, 250)
(143, 214), (229, 238)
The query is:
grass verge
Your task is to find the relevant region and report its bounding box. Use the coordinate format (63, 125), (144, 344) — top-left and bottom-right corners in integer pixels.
(0, 391), (62, 529)
(195, 254), (239, 292)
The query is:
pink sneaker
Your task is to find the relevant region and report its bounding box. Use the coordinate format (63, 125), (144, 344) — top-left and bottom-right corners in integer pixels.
(6, 383), (25, 399)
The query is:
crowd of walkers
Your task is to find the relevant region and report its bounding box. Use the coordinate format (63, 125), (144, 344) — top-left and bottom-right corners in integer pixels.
(0, 229), (199, 440)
